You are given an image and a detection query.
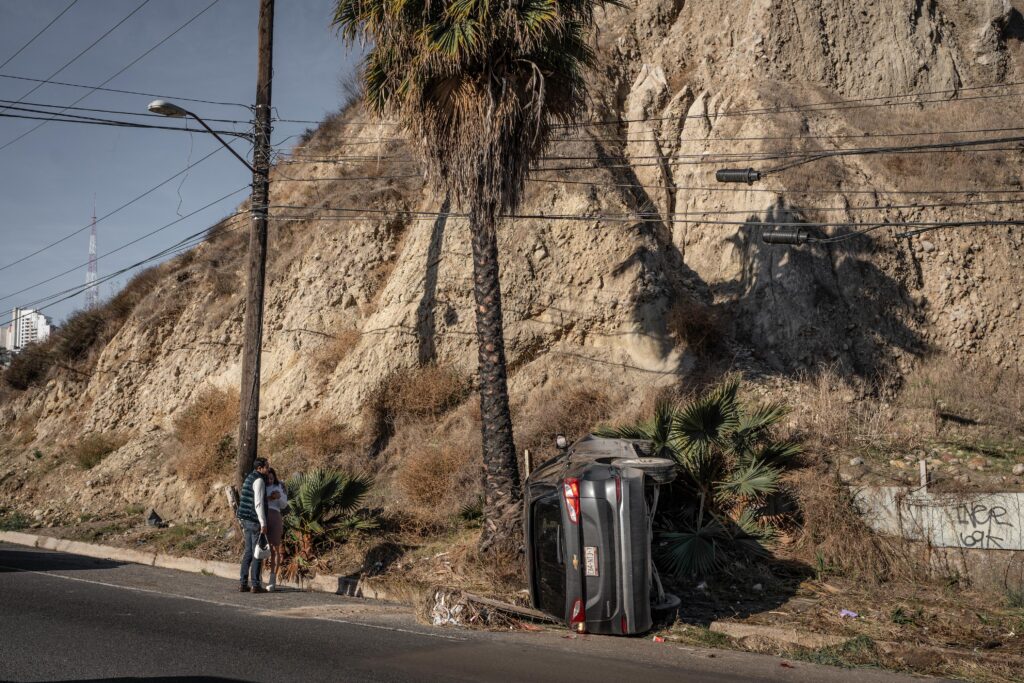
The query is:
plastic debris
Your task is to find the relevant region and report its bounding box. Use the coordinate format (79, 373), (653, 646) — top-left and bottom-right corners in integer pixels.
(696, 581), (709, 592)
(652, 636), (665, 643)
(839, 609), (859, 619)
(780, 661), (795, 669)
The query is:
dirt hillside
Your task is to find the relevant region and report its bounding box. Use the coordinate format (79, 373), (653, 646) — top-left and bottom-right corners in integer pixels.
(2, 0), (1023, 525)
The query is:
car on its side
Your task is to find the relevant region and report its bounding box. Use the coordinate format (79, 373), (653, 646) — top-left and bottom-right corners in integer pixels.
(524, 434), (679, 635)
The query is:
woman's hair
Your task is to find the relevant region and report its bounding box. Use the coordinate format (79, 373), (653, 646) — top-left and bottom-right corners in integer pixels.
(267, 468), (278, 485)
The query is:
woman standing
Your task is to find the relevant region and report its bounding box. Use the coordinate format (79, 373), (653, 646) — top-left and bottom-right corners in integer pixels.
(264, 468), (288, 591)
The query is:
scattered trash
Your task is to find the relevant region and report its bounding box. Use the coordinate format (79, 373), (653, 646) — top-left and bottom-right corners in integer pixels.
(839, 609), (859, 619)
(780, 661), (795, 669)
(696, 581), (709, 592)
(752, 583), (763, 592)
(652, 635), (665, 643)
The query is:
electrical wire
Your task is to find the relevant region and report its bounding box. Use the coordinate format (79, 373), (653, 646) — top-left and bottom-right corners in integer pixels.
(0, 73), (247, 109)
(0, 0), (223, 153)
(0, 97), (250, 125)
(0, 0), (152, 116)
(0, 0), (80, 71)
(0, 140), (243, 273)
(0, 187), (249, 305)
(0, 109), (248, 137)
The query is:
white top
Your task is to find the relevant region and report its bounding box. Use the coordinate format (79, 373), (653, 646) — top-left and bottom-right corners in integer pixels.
(253, 476), (267, 527)
(266, 482), (288, 512)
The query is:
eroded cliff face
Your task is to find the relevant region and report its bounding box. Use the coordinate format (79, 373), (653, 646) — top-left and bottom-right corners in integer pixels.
(2, 0), (1023, 522)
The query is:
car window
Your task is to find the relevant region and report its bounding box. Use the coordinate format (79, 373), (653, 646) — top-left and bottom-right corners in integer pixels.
(532, 495), (566, 617)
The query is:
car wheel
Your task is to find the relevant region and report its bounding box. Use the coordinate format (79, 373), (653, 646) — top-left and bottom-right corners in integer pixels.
(651, 592), (681, 625)
(613, 457), (677, 484)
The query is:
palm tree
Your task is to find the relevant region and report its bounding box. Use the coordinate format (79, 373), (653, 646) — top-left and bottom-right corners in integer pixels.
(283, 468), (377, 578)
(333, 0), (608, 550)
(598, 378), (802, 577)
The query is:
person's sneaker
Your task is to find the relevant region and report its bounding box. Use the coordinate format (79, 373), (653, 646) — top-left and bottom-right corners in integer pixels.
(239, 584), (250, 593)
(250, 585), (267, 593)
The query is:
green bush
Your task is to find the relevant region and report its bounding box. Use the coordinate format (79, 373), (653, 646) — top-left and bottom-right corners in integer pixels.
(598, 378), (802, 577)
(0, 508), (31, 531)
(283, 468), (378, 578)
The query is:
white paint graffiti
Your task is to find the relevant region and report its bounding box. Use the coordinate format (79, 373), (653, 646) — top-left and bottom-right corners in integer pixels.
(855, 487), (1024, 551)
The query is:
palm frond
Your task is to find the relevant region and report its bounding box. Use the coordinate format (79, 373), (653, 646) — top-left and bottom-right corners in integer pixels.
(716, 461), (781, 501)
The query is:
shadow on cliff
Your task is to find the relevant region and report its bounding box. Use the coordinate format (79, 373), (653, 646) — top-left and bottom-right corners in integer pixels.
(717, 199), (927, 386)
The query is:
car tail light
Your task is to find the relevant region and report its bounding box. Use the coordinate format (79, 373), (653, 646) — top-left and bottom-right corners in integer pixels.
(563, 478), (580, 524)
(615, 475), (621, 502)
(570, 598), (585, 625)
(621, 615), (628, 634)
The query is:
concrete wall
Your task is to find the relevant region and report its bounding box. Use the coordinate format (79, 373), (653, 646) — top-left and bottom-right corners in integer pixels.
(855, 486), (1024, 592)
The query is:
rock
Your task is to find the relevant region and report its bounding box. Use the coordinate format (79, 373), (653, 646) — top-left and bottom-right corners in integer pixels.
(752, 583), (763, 592)
(967, 456), (987, 471)
(849, 457), (864, 467)
(889, 459), (908, 469)
(145, 508), (164, 527)
(920, 240), (936, 253)
(1013, 464), (1024, 476)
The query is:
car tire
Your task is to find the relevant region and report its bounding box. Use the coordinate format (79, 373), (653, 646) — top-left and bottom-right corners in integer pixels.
(613, 457), (677, 485)
(651, 592), (681, 625)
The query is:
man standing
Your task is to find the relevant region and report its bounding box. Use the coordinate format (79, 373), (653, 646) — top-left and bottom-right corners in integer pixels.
(237, 457), (270, 593)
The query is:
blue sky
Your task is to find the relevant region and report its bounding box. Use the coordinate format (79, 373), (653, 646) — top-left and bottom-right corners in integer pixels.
(0, 0), (358, 325)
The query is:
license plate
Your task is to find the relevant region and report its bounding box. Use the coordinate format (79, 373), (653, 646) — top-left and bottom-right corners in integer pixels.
(584, 546), (599, 576)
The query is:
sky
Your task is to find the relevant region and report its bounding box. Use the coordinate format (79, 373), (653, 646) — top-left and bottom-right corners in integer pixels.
(0, 0), (359, 326)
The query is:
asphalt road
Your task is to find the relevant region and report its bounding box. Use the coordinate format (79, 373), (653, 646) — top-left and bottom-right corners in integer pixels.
(0, 542), (946, 683)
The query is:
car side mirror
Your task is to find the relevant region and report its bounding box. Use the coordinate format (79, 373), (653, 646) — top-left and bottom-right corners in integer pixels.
(555, 434), (568, 450)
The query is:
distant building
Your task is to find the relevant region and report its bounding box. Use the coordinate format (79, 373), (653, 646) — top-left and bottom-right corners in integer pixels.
(6, 308), (52, 352)
(0, 322), (9, 351)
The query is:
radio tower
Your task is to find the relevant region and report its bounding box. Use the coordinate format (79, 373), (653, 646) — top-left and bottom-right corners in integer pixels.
(86, 197), (99, 309)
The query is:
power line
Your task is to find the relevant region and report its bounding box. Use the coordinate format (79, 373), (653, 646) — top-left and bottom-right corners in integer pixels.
(0, 109), (248, 137)
(0, 0), (152, 116)
(0, 97), (250, 125)
(0, 0), (223, 154)
(0, 141), (242, 273)
(0, 187), (249, 306)
(0, 0), (80, 71)
(0, 73), (247, 109)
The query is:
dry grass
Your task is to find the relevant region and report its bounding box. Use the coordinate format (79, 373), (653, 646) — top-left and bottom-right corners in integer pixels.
(900, 355), (1023, 443)
(172, 387), (239, 484)
(513, 380), (616, 465)
(262, 416), (362, 476)
(315, 329), (361, 374)
(66, 432), (128, 470)
(664, 295), (727, 356)
(364, 364), (470, 452)
(787, 467), (925, 583)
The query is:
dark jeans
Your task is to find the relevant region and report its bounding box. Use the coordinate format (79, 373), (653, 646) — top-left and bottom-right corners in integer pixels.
(239, 520), (263, 587)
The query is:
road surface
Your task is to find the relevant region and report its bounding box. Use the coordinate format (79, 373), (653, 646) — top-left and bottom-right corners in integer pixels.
(0, 542), (945, 682)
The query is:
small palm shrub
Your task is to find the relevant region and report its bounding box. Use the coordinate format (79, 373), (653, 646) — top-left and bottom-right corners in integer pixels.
(598, 378), (802, 578)
(282, 468), (378, 579)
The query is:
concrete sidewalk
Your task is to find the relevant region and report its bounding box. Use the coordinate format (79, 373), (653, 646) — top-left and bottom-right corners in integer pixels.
(0, 529), (389, 599)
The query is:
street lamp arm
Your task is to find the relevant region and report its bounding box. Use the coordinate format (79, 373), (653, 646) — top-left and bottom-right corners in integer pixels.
(182, 109), (258, 175)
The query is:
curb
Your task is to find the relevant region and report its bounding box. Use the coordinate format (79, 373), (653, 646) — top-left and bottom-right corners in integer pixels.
(0, 530), (389, 601)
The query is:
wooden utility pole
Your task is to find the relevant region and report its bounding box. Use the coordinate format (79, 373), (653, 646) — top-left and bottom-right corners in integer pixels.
(236, 0), (274, 487)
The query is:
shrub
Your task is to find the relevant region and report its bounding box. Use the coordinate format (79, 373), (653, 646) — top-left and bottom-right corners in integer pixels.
(283, 468), (377, 578)
(364, 364), (470, 451)
(394, 437), (479, 526)
(0, 508), (31, 531)
(3, 339), (56, 390)
(68, 432), (127, 469)
(664, 296), (726, 356)
(263, 417), (360, 474)
(513, 382), (614, 464)
(315, 329), (361, 374)
(173, 387), (239, 483)
(598, 377), (802, 577)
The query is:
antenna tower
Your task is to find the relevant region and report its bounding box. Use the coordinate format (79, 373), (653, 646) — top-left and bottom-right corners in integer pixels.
(86, 197), (98, 308)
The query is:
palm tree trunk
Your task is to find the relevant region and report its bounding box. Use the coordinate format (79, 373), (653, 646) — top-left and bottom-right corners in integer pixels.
(469, 199), (522, 553)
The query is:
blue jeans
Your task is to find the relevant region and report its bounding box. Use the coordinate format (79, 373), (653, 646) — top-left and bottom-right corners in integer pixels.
(239, 520), (263, 587)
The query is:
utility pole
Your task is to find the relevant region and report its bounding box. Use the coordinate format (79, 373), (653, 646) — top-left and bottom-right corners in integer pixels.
(236, 0), (274, 487)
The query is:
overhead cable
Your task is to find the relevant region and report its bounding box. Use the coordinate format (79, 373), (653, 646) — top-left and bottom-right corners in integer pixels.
(0, 0), (81, 71)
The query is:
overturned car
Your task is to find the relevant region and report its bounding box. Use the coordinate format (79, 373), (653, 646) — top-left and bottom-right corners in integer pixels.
(524, 435), (679, 635)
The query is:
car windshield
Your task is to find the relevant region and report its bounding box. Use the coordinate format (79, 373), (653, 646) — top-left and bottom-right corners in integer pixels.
(532, 494), (566, 617)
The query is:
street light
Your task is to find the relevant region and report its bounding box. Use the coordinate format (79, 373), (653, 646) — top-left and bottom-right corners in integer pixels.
(147, 99), (257, 175)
